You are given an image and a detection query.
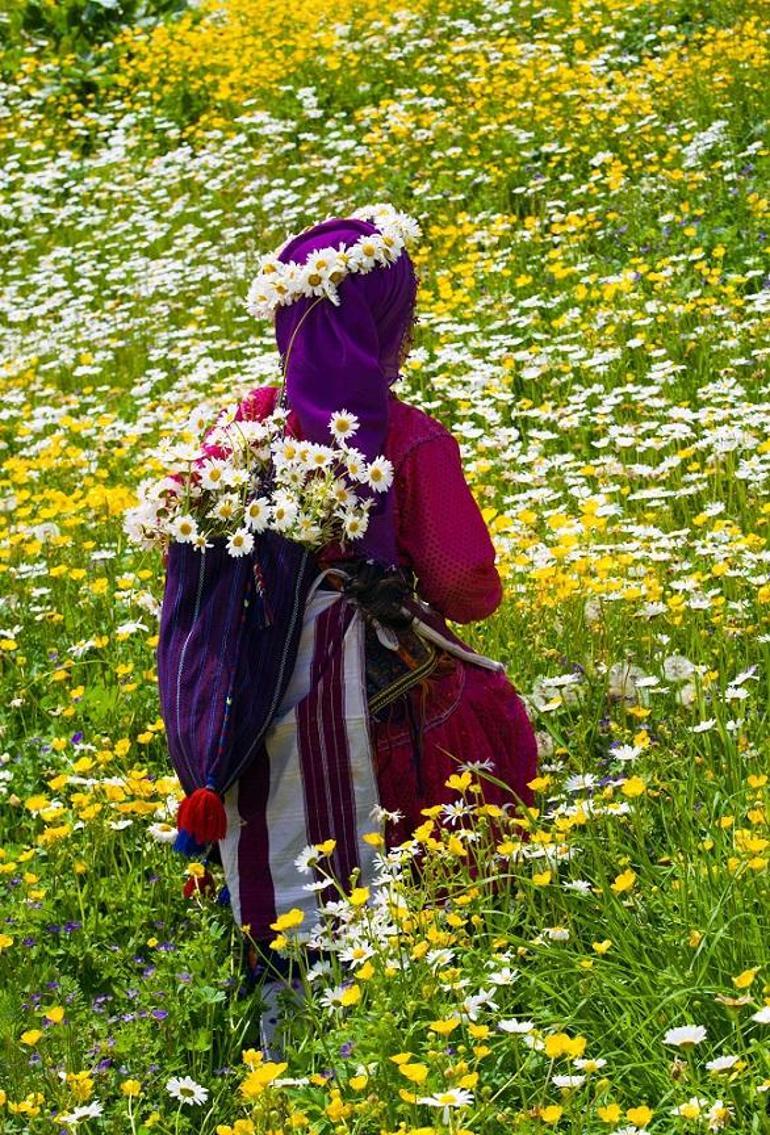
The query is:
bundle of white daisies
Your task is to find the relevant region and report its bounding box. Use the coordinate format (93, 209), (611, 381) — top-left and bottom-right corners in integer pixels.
(245, 203), (421, 319)
(123, 401), (393, 557)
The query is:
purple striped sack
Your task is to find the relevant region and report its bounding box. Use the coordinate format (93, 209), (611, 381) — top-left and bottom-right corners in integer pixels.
(156, 530), (317, 852)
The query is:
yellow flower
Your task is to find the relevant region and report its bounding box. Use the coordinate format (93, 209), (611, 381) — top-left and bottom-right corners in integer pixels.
(527, 775), (552, 792)
(20, 1029), (43, 1046)
(340, 983), (361, 1007)
(597, 1103), (621, 1123)
(240, 1061), (288, 1099)
(540, 1104), (563, 1124)
(611, 869), (637, 894)
(532, 870), (552, 886)
(621, 776), (646, 798)
(626, 1105), (654, 1126)
(314, 838), (336, 856)
(0, 934), (13, 950)
(733, 967), (760, 989)
(429, 1017), (461, 1035)
(348, 886), (369, 907)
(446, 771), (473, 792)
(592, 939), (612, 955)
(399, 1063), (429, 1084)
(349, 1074), (368, 1091)
(544, 1033), (586, 1059)
(269, 908), (304, 932)
(120, 1080), (142, 1097)
(43, 1005), (64, 1024)
(325, 1091), (347, 1121)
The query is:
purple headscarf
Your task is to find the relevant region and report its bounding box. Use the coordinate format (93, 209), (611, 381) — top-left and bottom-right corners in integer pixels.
(274, 216), (418, 567)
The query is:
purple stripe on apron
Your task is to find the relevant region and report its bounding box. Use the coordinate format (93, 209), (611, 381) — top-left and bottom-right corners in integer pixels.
(298, 604), (335, 847)
(235, 739), (276, 937)
(323, 604), (359, 889)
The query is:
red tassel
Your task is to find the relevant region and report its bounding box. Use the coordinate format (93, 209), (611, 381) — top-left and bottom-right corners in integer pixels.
(177, 787), (227, 844)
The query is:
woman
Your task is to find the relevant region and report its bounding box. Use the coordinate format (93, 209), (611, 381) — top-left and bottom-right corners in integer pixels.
(209, 207), (538, 1046)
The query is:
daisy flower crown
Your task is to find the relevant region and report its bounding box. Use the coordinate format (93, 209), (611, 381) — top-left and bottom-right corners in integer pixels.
(245, 203), (421, 320)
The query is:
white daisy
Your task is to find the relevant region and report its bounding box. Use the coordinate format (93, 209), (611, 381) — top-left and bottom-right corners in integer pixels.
(244, 496), (271, 533)
(165, 1076), (208, 1106)
(347, 234), (385, 272)
(498, 1018), (535, 1034)
(147, 822), (177, 844)
(209, 493), (240, 521)
(271, 497), (299, 532)
(707, 1100), (733, 1130)
(663, 1024), (707, 1047)
(226, 528), (254, 558)
(332, 482), (357, 510)
(58, 1101), (104, 1125)
(198, 459), (228, 491)
(553, 1074), (586, 1089)
(706, 1054), (740, 1072)
(417, 1088), (474, 1125)
(294, 845), (319, 874)
(344, 448), (366, 480)
(329, 409), (360, 440)
(362, 456), (394, 493)
(343, 510), (370, 540)
(171, 514), (198, 543)
(304, 443), (335, 471)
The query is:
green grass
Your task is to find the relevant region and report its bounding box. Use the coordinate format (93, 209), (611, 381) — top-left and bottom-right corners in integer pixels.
(0, 0), (769, 1130)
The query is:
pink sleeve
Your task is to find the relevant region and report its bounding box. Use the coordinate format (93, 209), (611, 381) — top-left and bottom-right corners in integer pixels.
(395, 433), (503, 624)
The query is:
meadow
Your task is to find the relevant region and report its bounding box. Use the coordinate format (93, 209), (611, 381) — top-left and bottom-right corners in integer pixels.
(1, 0), (770, 1130)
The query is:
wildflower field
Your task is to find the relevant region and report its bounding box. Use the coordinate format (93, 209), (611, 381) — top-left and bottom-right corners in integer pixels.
(2, 0), (770, 1130)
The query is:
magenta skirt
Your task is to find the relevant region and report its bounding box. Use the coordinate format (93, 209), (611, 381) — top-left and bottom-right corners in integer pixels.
(371, 656), (538, 847)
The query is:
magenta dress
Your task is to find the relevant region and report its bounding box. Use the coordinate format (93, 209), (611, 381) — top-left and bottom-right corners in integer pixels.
(229, 386), (538, 849)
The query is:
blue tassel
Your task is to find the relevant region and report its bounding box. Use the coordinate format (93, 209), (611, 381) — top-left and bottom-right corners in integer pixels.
(217, 885), (231, 907)
(174, 829), (207, 857)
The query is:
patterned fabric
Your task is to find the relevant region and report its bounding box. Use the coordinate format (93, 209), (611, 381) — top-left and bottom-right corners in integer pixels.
(219, 584), (381, 938)
(157, 531), (316, 800)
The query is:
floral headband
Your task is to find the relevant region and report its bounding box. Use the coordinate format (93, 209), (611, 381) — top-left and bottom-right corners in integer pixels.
(245, 203), (422, 320)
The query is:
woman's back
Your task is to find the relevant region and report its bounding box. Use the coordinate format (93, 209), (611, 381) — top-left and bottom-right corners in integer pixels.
(232, 385), (502, 624)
